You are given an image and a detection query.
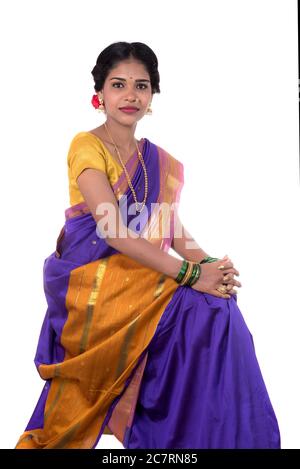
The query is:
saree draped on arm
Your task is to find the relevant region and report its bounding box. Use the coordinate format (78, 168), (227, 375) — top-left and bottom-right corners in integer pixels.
(15, 134), (280, 449)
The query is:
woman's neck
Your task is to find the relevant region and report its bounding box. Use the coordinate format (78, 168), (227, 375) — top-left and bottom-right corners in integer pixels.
(102, 119), (138, 152)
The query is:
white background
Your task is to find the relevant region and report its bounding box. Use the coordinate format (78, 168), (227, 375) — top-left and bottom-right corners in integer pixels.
(0, 0), (299, 449)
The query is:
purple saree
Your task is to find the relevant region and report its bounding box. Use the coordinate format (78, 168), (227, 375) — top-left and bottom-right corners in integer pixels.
(15, 136), (280, 449)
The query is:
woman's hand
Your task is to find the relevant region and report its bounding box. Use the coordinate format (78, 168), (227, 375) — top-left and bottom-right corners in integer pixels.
(191, 255), (242, 299)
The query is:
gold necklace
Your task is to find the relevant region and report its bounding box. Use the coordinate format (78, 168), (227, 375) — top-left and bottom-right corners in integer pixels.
(104, 122), (148, 213)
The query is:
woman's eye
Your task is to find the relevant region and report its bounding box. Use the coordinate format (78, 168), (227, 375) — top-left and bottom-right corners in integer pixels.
(112, 82), (147, 89)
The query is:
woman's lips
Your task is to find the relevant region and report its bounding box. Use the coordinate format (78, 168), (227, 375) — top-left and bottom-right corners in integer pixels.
(119, 108), (139, 114)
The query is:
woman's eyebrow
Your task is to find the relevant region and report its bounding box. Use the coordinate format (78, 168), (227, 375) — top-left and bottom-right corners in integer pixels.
(109, 77), (150, 82)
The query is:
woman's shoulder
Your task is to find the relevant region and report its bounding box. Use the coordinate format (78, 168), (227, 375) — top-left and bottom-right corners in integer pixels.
(67, 131), (108, 169)
(67, 131), (108, 158)
(69, 130), (104, 148)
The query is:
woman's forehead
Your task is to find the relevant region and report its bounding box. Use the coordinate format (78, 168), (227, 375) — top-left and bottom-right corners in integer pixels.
(108, 59), (149, 77)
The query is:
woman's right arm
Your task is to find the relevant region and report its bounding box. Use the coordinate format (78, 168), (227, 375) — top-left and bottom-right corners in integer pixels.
(76, 168), (237, 298)
(77, 168), (183, 280)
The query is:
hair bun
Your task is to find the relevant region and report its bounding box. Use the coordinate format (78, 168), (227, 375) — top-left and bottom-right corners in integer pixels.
(91, 41), (160, 94)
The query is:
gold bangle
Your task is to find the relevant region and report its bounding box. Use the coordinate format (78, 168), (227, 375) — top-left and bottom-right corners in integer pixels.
(181, 261), (193, 285)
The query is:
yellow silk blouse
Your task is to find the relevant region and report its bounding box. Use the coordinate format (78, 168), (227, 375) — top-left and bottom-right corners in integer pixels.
(67, 131), (134, 206)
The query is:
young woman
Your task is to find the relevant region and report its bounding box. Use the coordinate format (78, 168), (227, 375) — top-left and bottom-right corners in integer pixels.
(15, 41), (280, 449)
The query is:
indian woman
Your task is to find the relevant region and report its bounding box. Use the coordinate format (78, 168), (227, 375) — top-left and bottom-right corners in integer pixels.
(15, 41), (280, 449)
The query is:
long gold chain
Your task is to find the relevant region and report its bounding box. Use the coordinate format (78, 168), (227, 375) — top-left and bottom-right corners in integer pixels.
(104, 122), (148, 213)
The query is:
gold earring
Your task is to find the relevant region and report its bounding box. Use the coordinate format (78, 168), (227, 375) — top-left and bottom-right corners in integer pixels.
(97, 95), (106, 113)
(146, 104), (152, 115)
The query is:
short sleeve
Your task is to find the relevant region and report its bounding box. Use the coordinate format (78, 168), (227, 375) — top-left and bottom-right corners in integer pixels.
(67, 133), (107, 182)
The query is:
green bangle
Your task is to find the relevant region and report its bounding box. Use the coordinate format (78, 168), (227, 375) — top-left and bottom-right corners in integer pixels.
(186, 264), (198, 285)
(200, 256), (220, 264)
(175, 259), (188, 283)
(188, 263), (201, 286)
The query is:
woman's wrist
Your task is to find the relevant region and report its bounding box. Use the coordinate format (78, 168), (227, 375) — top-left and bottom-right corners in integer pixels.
(169, 257), (187, 280)
(175, 259), (202, 286)
(200, 256), (220, 264)
(174, 255), (220, 287)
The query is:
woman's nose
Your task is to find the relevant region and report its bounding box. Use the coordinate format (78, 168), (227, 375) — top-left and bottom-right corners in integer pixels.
(126, 94), (138, 102)
(124, 87), (138, 101)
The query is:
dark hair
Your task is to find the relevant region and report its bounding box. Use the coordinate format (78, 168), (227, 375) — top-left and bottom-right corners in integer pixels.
(91, 41), (160, 94)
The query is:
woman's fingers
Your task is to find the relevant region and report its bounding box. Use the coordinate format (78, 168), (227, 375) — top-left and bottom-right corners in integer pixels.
(231, 280), (242, 287)
(221, 267), (240, 277)
(225, 284), (239, 293)
(213, 289), (231, 299)
(201, 256), (241, 299)
(227, 287), (239, 295)
(222, 274), (242, 288)
(216, 257), (241, 297)
(217, 259), (240, 277)
(218, 261), (233, 270)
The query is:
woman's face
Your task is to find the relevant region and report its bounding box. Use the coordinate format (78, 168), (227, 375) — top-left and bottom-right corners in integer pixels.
(98, 58), (153, 124)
